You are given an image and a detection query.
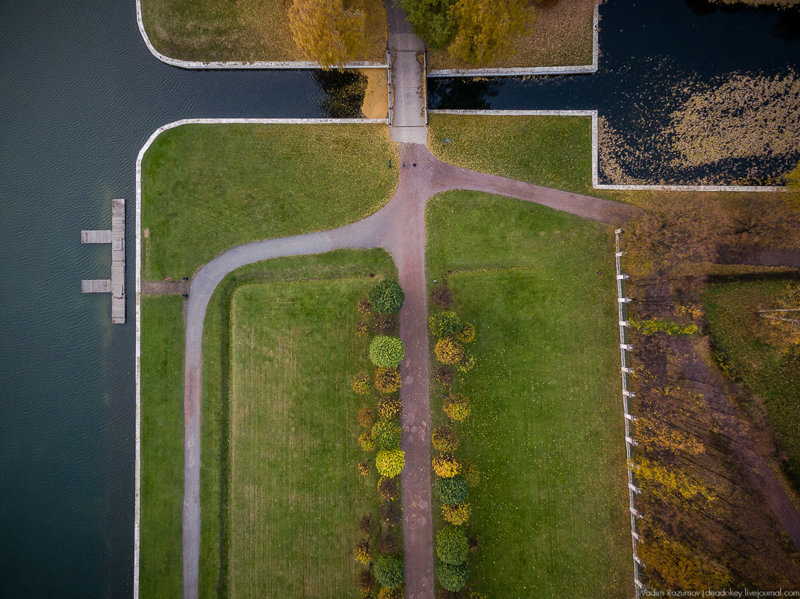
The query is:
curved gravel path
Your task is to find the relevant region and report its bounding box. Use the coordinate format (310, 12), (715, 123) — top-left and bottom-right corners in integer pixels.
(180, 143), (633, 599)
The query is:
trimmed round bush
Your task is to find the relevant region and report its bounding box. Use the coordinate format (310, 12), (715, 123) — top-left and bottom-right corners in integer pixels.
(352, 372), (371, 395)
(370, 336), (405, 368)
(373, 554), (404, 589)
(434, 338), (464, 365)
(372, 420), (402, 450)
(432, 453), (460, 478)
(359, 430), (376, 452)
(443, 394), (470, 422)
(377, 396), (402, 420)
(378, 476), (399, 500)
(376, 449), (405, 478)
(456, 322), (475, 344)
(432, 424), (459, 453)
(375, 367), (402, 393)
(358, 407), (377, 428)
(431, 284), (453, 309)
(429, 311), (462, 338)
(442, 501), (471, 525)
(433, 475), (468, 506)
(369, 280), (405, 314)
(436, 526), (469, 565)
(436, 561), (468, 592)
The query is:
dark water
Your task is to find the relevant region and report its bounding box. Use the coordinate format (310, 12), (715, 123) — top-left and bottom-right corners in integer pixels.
(0, 2), (327, 597)
(429, 0), (800, 184)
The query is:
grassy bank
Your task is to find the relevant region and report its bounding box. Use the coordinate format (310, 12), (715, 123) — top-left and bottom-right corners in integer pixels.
(426, 192), (631, 597)
(139, 0), (387, 63)
(141, 123), (398, 280)
(428, 0), (594, 70)
(139, 296), (185, 599)
(703, 277), (800, 488)
(197, 250), (396, 597)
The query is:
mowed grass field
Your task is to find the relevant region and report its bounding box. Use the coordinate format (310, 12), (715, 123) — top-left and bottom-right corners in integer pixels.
(141, 123), (398, 280)
(227, 279), (375, 597)
(139, 0), (388, 63)
(427, 192), (632, 597)
(703, 278), (800, 489)
(139, 296), (185, 598)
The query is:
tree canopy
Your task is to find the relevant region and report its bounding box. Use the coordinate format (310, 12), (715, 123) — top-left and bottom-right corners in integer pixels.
(288, 0), (367, 69)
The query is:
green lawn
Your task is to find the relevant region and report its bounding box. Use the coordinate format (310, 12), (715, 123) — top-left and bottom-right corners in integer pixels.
(139, 296), (185, 599)
(703, 278), (800, 488)
(427, 191), (632, 597)
(196, 250), (396, 598)
(139, 0), (388, 63)
(141, 123), (398, 280)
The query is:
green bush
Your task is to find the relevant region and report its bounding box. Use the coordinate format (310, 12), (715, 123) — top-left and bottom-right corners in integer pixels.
(429, 311), (462, 338)
(369, 280), (405, 314)
(433, 475), (468, 505)
(375, 367), (403, 393)
(432, 424), (459, 452)
(401, 0), (457, 50)
(372, 420), (402, 450)
(435, 338), (464, 365)
(376, 449), (406, 478)
(370, 335), (406, 368)
(436, 526), (469, 565)
(373, 554), (405, 589)
(352, 372), (371, 395)
(436, 561), (468, 592)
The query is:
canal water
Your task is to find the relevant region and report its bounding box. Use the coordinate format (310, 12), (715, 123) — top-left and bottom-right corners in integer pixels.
(1, 0), (798, 597)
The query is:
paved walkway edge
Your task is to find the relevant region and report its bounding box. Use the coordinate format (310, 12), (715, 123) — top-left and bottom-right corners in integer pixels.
(428, 2), (599, 77)
(133, 118), (392, 599)
(429, 110), (786, 192)
(135, 0), (386, 70)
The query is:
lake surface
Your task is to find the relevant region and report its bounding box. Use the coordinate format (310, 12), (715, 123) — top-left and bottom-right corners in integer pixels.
(1, 0), (798, 597)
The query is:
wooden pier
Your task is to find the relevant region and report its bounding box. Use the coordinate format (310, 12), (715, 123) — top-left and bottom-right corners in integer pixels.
(81, 198), (126, 324)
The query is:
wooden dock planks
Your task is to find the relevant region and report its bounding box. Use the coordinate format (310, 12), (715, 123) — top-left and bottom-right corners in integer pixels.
(81, 198), (126, 324)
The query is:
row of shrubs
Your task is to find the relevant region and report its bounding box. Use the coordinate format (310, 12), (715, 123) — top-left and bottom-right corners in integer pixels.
(429, 284), (484, 598)
(352, 280), (407, 599)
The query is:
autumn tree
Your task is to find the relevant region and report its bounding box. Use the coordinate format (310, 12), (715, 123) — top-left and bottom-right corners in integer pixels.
(448, 0), (528, 65)
(288, 0), (367, 69)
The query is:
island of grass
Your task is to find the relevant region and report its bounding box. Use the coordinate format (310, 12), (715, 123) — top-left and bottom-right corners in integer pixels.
(138, 0), (388, 63)
(141, 122), (399, 280)
(139, 251), (398, 598)
(426, 192), (632, 596)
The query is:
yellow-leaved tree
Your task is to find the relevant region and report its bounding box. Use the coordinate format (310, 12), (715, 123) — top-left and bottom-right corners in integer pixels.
(288, 0), (367, 69)
(448, 0), (529, 66)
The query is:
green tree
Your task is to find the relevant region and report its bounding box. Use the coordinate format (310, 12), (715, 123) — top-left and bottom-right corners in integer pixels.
(401, 0), (458, 49)
(372, 419), (402, 450)
(433, 475), (468, 505)
(369, 280), (405, 314)
(373, 554), (405, 589)
(370, 335), (406, 368)
(429, 311), (462, 338)
(448, 0), (528, 66)
(436, 561), (468, 592)
(287, 0), (368, 69)
(436, 526), (469, 565)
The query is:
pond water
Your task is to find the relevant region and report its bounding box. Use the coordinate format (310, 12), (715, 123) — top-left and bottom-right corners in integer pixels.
(1, 0), (798, 597)
(429, 0), (800, 184)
